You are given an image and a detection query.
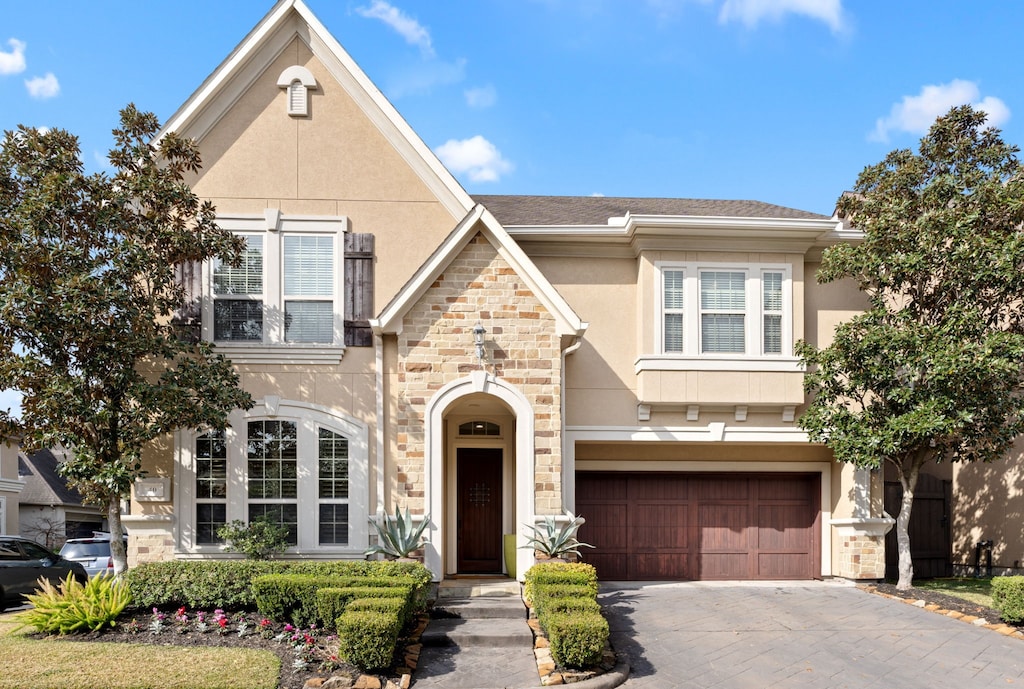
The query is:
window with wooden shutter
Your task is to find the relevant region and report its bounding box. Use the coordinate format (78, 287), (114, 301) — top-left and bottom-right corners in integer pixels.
(344, 233), (374, 346)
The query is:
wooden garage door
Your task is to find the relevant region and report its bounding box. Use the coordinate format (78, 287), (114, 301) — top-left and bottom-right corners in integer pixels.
(576, 473), (820, 581)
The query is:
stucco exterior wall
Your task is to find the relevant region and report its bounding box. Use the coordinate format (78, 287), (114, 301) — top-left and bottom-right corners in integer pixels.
(953, 444), (1024, 574)
(392, 233), (563, 515)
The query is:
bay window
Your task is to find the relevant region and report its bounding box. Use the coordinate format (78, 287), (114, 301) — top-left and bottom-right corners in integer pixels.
(657, 262), (792, 358)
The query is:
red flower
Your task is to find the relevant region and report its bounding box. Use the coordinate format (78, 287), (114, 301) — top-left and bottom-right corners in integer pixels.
(218, 618), (228, 628)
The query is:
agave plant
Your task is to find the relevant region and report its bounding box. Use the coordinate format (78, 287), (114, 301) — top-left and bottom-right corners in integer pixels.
(366, 506), (430, 559)
(522, 511), (595, 559)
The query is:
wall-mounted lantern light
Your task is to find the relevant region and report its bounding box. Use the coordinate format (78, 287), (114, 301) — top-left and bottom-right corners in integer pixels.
(473, 322), (486, 361)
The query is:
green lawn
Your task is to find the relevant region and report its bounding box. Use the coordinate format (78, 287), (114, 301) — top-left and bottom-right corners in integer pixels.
(914, 577), (995, 608)
(0, 614), (279, 689)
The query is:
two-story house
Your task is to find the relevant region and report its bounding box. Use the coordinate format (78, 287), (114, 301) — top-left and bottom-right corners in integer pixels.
(123, 0), (897, 582)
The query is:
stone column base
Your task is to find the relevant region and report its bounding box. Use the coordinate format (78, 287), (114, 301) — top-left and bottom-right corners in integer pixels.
(831, 517), (894, 580)
(121, 513), (175, 567)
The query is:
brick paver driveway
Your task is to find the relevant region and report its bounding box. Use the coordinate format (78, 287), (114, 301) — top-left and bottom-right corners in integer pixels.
(600, 580), (1024, 689)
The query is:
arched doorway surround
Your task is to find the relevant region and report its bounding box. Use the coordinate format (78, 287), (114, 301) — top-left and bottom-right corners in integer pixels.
(424, 370), (535, 580)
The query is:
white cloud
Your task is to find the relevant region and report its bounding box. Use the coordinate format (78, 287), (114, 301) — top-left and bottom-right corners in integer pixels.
(435, 135), (514, 183)
(869, 79), (1010, 142)
(590, 192), (606, 197)
(464, 85), (497, 109)
(0, 38), (26, 75)
(718, 0), (846, 33)
(25, 72), (59, 99)
(356, 1), (434, 56)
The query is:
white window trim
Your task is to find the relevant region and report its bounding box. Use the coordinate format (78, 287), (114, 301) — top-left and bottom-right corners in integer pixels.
(202, 213), (348, 364)
(653, 260), (794, 361)
(174, 398), (369, 556)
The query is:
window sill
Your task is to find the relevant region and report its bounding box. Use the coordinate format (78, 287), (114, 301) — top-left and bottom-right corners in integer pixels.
(635, 355), (805, 373)
(210, 344), (346, 364)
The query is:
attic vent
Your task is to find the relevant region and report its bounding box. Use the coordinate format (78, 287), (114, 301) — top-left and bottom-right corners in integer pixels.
(276, 65), (317, 117)
(288, 80), (306, 116)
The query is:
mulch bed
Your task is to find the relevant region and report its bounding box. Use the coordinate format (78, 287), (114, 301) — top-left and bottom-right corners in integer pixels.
(36, 609), (424, 689)
(861, 581), (1021, 630)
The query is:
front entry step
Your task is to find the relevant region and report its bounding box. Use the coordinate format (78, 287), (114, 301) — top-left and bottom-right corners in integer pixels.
(437, 578), (522, 600)
(421, 617), (534, 647)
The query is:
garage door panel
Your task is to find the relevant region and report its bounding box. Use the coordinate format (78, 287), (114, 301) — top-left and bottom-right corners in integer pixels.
(577, 472), (818, 581)
(758, 553), (810, 579)
(700, 553), (749, 579)
(587, 553), (629, 580)
(634, 553), (690, 580)
(583, 503), (629, 550)
(632, 504), (690, 549)
(631, 475), (690, 500)
(698, 504), (749, 550)
(695, 477), (749, 501)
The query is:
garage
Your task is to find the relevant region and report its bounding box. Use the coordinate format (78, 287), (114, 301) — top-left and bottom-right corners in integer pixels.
(575, 472), (820, 581)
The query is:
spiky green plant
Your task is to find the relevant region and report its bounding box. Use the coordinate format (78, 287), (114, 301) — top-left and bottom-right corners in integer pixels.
(522, 511), (595, 559)
(365, 507), (429, 559)
(16, 572), (130, 634)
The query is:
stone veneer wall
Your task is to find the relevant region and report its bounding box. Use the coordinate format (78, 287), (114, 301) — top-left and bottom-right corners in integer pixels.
(836, 533), (886, 579)
(395, 234), (563, 515)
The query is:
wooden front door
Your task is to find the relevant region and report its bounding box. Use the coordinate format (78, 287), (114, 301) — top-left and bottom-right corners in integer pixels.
(457, 448), (503, 573)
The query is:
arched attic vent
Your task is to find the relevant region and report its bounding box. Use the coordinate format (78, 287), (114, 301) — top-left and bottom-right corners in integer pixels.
(277, 66), (317, 117)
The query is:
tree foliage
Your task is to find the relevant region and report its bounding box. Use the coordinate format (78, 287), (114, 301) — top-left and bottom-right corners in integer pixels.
(0, 105), (253, 572)
(798, 105), (1024, 588)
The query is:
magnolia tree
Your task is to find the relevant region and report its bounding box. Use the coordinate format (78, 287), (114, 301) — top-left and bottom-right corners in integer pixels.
(798, 105), (1024, 590)
(0, 106), (253, 574)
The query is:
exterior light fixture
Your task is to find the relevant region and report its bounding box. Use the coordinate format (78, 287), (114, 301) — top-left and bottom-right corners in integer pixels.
(473, 322), (486, 361)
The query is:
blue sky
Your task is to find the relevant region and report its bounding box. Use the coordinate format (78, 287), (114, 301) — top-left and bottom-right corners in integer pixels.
(0, 1), (1020, 413)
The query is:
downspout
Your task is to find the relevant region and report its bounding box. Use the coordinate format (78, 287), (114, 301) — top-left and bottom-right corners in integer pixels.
(374, 332), (385, 518)
(560, 333), (584, 513)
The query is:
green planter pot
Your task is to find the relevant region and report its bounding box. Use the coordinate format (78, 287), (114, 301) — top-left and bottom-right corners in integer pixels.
(503, 534), (517, 578)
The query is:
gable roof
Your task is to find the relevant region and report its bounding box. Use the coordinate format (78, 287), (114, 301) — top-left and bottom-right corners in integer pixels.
(473, 195), (830, 226)
(17, 449), (86, 507)
(371, 205), (587, 339)
(160, 0), (474, 220)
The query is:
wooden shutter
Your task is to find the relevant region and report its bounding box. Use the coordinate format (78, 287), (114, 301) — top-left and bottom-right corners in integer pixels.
(173, 261), (202, 343)
(344, 233), (374, 346)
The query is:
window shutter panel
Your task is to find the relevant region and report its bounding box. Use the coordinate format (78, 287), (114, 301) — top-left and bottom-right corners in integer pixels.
(344, 233), (374, 346)
(173, 261), (202, 343)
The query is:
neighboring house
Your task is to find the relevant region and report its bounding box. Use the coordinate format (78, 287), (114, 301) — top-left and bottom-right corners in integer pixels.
(0, 439), (24, 535)
(18, 449), (105, 550)
(124, 0), (907, 582)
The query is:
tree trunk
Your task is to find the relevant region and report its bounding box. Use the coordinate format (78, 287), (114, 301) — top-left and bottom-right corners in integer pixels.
(895, 462), (922, 591)
(107, 495), (128, 576)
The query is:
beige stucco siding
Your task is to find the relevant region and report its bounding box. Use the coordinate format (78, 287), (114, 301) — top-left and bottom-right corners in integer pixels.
(184, 36), (459, 312)
(953, 446), (1024, 572)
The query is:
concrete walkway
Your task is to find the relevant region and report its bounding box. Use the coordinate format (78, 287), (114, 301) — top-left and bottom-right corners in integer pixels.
(600, 580), (1024, 689)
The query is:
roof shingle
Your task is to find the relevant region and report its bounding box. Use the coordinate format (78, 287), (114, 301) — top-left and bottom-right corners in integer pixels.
(472, 194), (829, 226)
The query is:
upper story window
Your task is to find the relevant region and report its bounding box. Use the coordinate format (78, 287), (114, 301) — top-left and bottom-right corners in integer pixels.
(657, 262), (792, 358)
(202, 214), (350, 360)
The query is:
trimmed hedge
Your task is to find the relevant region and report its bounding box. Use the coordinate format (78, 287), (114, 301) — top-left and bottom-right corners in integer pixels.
(337, 609), (404, 670)
(315, 585), (412, 631)
(253, 574), (414, 628)
(524, 562), (608, 669)
(124, 559), (430, 610)
(545, 611), (609, 668)
(993, 576), (1024, 623)
(531, 584), (596, 616)
(523, 562), (597, 605)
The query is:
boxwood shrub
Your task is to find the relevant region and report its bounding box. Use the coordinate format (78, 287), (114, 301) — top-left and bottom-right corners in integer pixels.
(124, 559), (430, 611)
(545, 611), (609, 668)
(337, 608), (404, 670)
(523, 562), (597, 605)
(315, 585), (412, 631)
(993, 576), (1024, 623)
(254, 574), (415, 628)
(524, 561), (609, 669)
